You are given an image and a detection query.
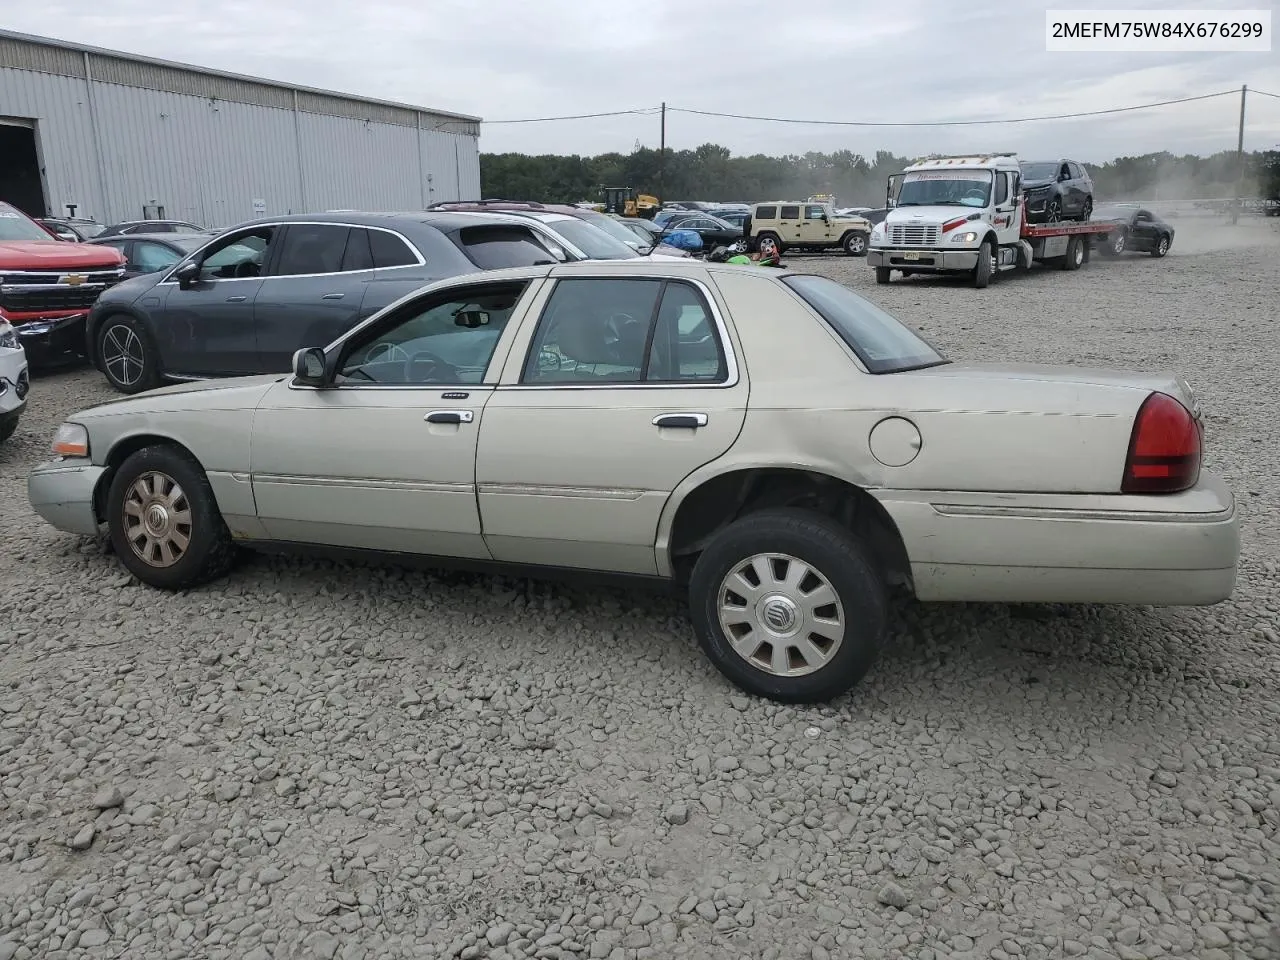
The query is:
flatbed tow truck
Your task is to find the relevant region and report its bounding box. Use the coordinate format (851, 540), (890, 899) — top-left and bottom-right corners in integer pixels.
(867, 153), (1118, 288)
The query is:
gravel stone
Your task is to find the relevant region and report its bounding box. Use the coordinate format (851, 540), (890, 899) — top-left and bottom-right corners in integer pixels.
(3, 227), (1279, 960)
(877, 882), (911, 909)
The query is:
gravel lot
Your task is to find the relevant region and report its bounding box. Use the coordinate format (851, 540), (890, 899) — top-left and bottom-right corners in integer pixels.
(2, 221), (1278, 960)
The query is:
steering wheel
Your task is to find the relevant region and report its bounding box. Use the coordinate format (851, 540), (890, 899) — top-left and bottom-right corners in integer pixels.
(365, 342), (411, 364)
(962, 187), (987, 204)
(232, 259), (259, 279)
(405, 349), (460, 383)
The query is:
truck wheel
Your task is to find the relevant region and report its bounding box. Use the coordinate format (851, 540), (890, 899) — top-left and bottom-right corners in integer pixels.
(974, 240), (993, 288)
(875, 266), (892, 285)
(1150, 234), (1170, 258)
(757, 233), (783, 257)
(842, 231), (868, 257)
(1060, 235), (1085, 270)
(687, 507), (889, 703)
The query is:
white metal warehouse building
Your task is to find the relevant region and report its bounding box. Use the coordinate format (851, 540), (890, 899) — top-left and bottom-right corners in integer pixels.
(0, 29), (482, 229)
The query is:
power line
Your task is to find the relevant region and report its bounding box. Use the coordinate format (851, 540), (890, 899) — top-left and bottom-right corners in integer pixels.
(483, 107), (660, 125)
(1252, 88), (1280, 100)
(666, 90), (1240, 127)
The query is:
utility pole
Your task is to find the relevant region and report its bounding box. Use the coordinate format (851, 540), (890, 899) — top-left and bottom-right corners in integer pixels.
(1233, 84), (1247, 224)
(658, 102), (666, 206)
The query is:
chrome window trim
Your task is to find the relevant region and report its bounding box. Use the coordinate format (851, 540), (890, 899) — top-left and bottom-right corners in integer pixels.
(155, 221), (427, 286)
(507, 274), (740, 391)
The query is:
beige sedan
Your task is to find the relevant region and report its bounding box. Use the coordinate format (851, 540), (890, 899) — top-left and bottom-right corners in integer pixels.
(28, 260), (1239, 703)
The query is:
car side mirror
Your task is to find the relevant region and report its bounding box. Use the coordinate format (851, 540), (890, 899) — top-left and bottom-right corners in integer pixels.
(174, 261), (200, 289)
(292, 347), (329, 387)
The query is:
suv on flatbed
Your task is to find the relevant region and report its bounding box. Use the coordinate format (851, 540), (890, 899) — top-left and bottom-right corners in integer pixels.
(0, 201), (127, 366)
(747, 201), (873, 257)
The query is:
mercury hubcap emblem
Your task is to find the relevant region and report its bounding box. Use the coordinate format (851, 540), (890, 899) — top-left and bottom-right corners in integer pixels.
(145, 503), (170, 535)
(760, 595), (799, 635)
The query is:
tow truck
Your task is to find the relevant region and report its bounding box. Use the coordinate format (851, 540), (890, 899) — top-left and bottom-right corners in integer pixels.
(867, 153), (1117, 288)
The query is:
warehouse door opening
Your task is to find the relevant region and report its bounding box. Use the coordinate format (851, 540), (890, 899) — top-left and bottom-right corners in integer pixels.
(0, 120), (48, 218)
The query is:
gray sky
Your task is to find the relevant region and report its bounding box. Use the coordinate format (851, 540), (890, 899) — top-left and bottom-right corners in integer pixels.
(6, 0), (1279, 161)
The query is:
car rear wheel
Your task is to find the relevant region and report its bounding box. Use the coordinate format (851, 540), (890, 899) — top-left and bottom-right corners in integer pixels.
(842, 231), (868, 256)
(97, 315), (161, 394)
(1101, 230), (1127, 256)
(1151, 234), (1170, 257)
(106, 445), (237, 589)
(688, 508), (888, 703)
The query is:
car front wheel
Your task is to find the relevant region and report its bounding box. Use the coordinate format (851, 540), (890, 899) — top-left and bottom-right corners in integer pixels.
(106, 445), (237, 589)
(1151, 234), (1170, 257)
(688, 508), (888, 703)
(97, 315), (161, 394)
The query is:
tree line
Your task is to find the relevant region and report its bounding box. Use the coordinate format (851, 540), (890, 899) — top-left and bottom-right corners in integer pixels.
(480, 144), (1280, 208)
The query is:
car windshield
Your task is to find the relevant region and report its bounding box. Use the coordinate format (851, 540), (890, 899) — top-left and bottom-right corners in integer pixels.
(172, 235), (213, 252)
(781, 274), (949, 374)
(896, 172), (993, 208)
(0, 204), (61, 241)
(542, 218), (639, 260)
(1020, 162), (1060, 180)
(577, 212), (650, 250)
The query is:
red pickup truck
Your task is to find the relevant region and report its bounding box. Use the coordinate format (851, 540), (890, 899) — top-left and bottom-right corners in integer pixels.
(0, 201), (127, 366)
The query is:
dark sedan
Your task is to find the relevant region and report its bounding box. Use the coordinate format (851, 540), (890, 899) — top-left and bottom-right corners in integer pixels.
(85, 211), (589, 394)
(660, 213), (744, 248)
(36, 217), (107, 241)
(89, 232), (217, 279)
(1093, 204), (1175, 258)
(96, 219), (208, 238)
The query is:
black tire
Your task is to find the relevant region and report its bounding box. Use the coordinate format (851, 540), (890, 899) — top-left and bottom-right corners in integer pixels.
(974, 239), (993, 288)
(688, 508), (888, 703)
(106, 445), (236, 590)
(0, 417), (17, 445)
(842, 231), (869, 257)
(1045, 196), (1063, 223)
(756, 233), (783, 257)
(1150, 234), (1170, 258)
(1079, 197), (1093, 222)
(97, 315), (161, 394)
(1059, 235), (1085, 271)
(875, 266), (892, 285)
(1101, 230), (1126, 257)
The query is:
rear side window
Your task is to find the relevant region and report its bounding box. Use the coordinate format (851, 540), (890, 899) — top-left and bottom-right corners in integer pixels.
(755, 205), (777, 220)
(341, 228), (375, 271)
(369, 229), (418, 268)
(454, 226), (559, 270)
(275, 224), (350, 275)
(779, 205), (800, 220)
(781, 274), (948, 374)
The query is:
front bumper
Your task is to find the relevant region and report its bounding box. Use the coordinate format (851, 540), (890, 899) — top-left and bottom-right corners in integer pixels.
(0, 352), (29, 416)
(868, 247), (979, 271)
(11, 312), (90, 367)
(876, 470), (1240, 605)
(28, 457), (107, 536)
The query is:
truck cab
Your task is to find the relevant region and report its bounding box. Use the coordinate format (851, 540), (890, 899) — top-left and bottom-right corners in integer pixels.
(867, 153), (1027, 287)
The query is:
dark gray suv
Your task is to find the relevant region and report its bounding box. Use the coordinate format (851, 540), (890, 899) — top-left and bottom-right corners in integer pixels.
(85, 211), (578, 393)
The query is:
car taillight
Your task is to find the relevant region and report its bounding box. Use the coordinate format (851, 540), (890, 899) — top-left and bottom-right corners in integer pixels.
(1121, 391), (1201, 493)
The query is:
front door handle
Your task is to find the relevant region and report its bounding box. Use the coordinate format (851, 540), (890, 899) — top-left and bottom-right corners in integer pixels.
(425, 410), (474, 424)
(226, 295), (247, 303)
(652, 412), (708, 429)
(322, 293), (344, 300)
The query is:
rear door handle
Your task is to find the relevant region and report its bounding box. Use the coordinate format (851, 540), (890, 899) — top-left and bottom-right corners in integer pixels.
(226, 295), (247, 302)
(652, 412), (708, 429)
(425, 410), (474, 424)
(322, 293), (345, 300)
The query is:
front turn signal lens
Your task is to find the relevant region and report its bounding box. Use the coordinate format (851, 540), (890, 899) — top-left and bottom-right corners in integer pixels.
(51, 422), (90, 458)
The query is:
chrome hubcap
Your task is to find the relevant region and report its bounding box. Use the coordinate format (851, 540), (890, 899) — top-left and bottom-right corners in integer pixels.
(717, 553), (845, 677)
(123, 471), (192, 568)
(102, 324), (145, 387)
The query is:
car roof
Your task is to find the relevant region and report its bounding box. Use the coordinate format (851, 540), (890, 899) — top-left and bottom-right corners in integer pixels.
(92, 231), (215, 244)
(222, 210), (550, 232)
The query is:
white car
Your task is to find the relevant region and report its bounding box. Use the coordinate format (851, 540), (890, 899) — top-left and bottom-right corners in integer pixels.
(0, 317), (29, 444)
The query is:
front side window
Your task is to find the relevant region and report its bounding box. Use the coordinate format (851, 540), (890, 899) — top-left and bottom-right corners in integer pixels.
(336, 282), (528, 385)
(897, 171), (993, 208)
(197, 227), (276, 281)
(133, 241), (183, 273)
(274, 224), (352, 276)
(805, 205), (826, 220)
(781, 274), (948, 374)
(522, 278), (727, 385)
(994, 174), (1009, 205)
